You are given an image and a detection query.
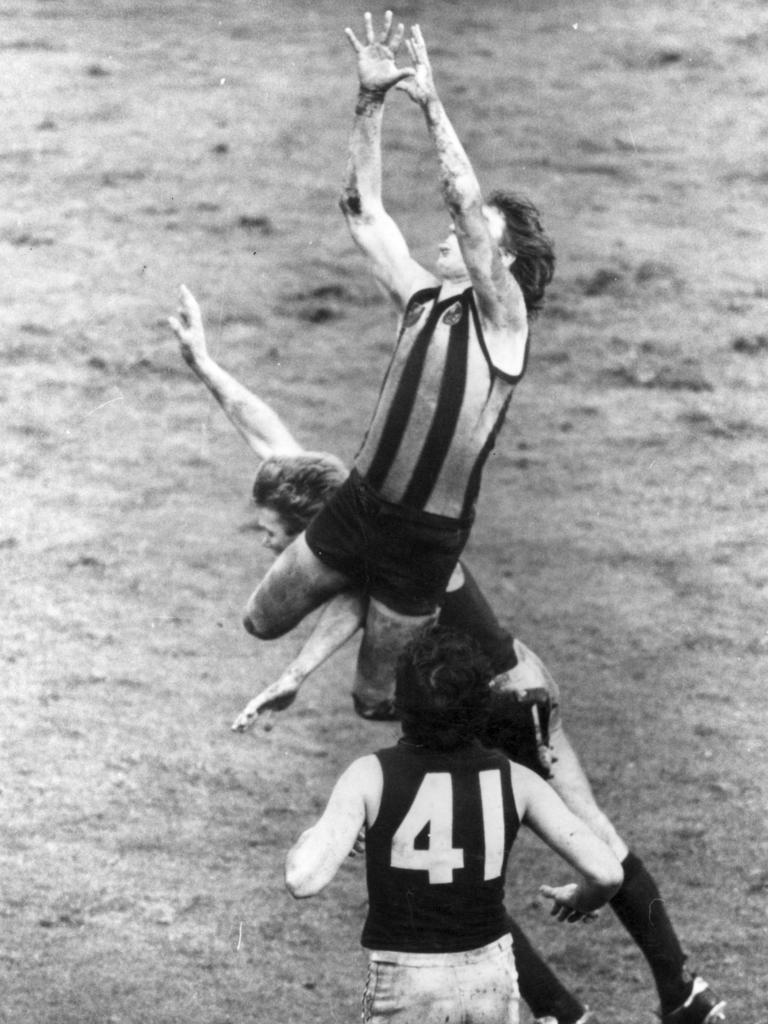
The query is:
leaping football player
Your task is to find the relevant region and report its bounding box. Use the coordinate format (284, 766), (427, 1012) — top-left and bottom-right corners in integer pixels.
(239, 13), (555, 722)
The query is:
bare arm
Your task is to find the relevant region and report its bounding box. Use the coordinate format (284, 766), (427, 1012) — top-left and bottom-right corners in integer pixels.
(399, 28), (527, 338)
(511, 762), (623, 919)
(547, 724), (629, 862)
(231, 591), (366, 732)
(285, 754), (381, 897)
(340, 12), (436, 310)
(168, 285), (302, 460)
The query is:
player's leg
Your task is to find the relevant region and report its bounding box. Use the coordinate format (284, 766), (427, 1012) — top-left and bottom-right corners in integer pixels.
(243, 532), (351, 640)
(549, 727), (724, 1021)
(507, 916), (589, 1024)
(352, 598), (437, 719)
(453, 937), (521, 1024)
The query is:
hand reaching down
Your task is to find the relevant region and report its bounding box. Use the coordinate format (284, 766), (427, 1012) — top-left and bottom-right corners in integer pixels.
(231, 673), (302, 733)
(539, 883), (600, 924)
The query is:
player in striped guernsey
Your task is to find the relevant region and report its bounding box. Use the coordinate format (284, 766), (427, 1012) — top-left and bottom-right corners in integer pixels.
(242, 13), (555, 721)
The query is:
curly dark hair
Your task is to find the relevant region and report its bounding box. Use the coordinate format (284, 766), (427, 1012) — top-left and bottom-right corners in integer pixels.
(395, 624), (493, 751)
(252, 452), (347, 536)
(487, 190), (555, 317)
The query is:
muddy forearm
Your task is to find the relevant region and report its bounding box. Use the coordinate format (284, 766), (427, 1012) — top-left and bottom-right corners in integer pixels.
(340, 88), (387, 222)
(420, 95), (483, 218)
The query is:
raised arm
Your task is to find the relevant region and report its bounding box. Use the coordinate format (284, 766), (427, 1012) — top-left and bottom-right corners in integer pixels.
(340, 12), (437, 310)
(398, 27), (527, 337)
(168, 285), (302, 460)
(285, 754), (381, 897)
(231, 591), (366, 732)
(511, 762), (623, 920)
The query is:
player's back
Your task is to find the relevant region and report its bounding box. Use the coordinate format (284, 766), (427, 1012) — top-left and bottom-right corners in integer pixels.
(362, 739), (520, 953)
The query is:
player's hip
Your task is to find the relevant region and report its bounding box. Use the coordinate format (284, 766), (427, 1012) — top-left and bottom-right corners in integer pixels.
(362, 934), (519, 1024)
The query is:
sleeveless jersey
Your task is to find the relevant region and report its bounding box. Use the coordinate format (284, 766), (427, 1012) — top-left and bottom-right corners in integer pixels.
(354, 286), (526, 520)
(362, 740), (520, 953)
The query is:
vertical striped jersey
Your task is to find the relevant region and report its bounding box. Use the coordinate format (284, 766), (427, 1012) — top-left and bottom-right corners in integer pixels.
(354, 286), (527, 520)
(362, 740), (519, 953)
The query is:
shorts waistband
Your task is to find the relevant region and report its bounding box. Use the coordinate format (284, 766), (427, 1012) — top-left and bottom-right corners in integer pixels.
(349, 468), (474, 531)
(365, 933), (511, 967)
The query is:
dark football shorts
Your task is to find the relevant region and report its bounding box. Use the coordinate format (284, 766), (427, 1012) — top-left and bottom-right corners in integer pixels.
(305, 468), (472, 616)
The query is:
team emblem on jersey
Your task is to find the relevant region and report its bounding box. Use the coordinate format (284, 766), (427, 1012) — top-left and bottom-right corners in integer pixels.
(442, 301), (464, 326)
(403, 302), (424, 327)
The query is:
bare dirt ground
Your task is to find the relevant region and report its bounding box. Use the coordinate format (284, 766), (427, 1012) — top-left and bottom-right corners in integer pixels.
(2, 1), (767, 1021)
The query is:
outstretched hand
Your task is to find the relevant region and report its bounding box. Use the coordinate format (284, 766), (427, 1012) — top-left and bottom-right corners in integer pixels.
(231, 674), (301, 733)
(395, 24), (438, 106)
(168, 284), (208, 367)
(539, 883), (600, 924)
(344, 10), (414, 94)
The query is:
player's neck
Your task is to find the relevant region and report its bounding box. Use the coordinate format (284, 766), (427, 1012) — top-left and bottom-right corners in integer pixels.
(398, 736), (424, 749)
(438, 276), (471, 300)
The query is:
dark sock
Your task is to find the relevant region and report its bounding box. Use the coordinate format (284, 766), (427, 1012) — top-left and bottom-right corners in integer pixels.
(610, 851), (691, 1012)
(507, 915), (586, 1024)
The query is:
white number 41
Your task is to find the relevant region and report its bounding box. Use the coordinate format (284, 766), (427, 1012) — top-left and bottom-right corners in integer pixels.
(390, 770), (505, 884)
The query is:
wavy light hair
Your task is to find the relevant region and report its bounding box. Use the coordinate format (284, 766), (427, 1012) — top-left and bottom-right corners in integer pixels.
(252, 452), (348, 536)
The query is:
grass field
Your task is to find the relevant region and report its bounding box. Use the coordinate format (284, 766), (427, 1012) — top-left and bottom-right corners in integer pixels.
(2, 1), (767, 1021)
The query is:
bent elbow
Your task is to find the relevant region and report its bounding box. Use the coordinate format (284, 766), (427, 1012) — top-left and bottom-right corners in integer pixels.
(285, 873), (307, 899)
(285, 877), (315, 900)
(608, 860), (624, 893)
(339, 188), (363, 219)
(285, 861), (320, 900)
(446, 178), (484, 219)
(597, 858), (624, 900)
(339, 189), (384, 230)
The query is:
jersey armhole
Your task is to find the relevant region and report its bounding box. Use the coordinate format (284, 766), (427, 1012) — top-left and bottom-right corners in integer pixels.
(469, 297), (529, 383)
(365, 753), (386, 831)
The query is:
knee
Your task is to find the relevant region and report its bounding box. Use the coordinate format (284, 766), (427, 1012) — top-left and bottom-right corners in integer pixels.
(242, 611), (260, 637)
(242, 597), (285, 640)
